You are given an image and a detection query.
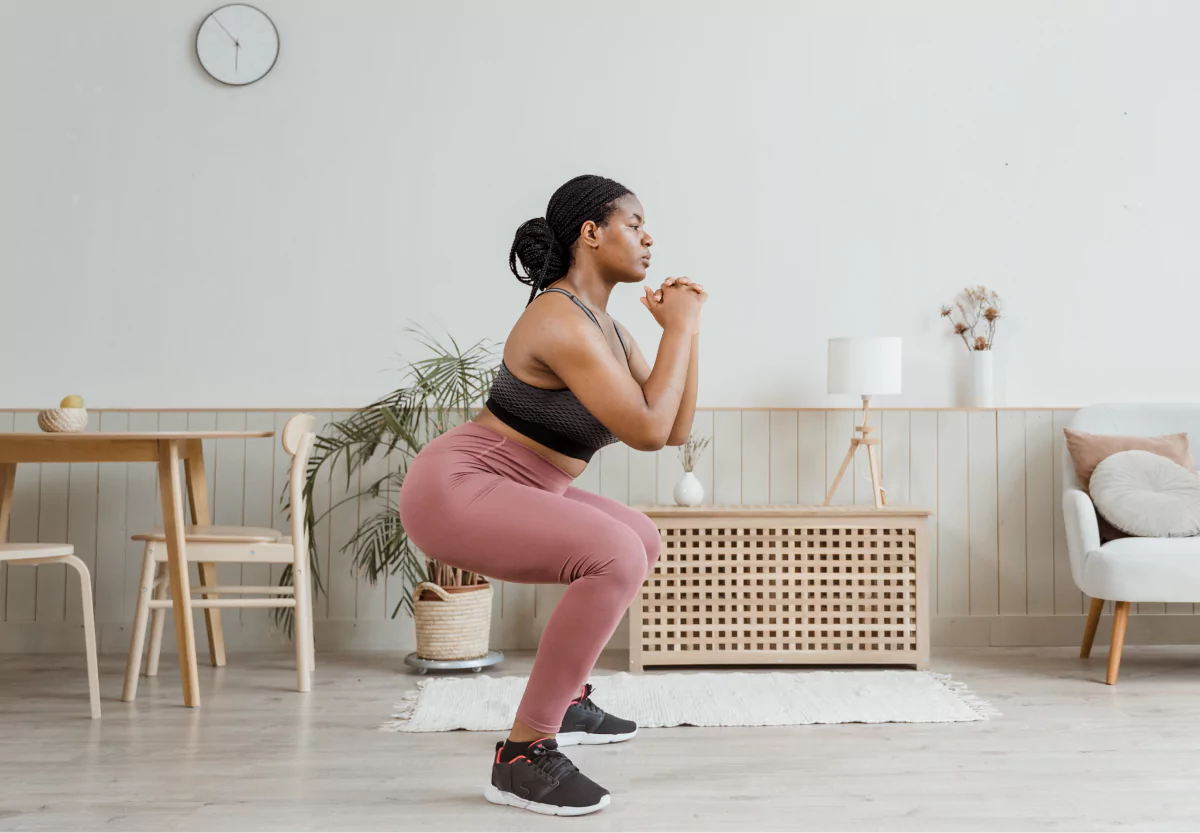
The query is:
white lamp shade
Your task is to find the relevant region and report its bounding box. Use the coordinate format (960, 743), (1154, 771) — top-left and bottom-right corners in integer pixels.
(827, 337), (902, 396)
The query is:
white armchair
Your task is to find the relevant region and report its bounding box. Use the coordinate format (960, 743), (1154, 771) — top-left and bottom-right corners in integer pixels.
(1063, 403), (1200, 684)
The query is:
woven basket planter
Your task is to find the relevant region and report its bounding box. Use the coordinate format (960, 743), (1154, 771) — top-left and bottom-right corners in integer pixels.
(413, 581), (493, 661)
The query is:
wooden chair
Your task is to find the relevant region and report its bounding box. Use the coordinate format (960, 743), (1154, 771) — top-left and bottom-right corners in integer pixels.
(0, 544), (100, 718)
(122, 414), (317, 701)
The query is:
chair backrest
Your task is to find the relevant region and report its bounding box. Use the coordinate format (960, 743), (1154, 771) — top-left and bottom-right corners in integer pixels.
(1062, 403), (1200, 491)
(283, 413), (316, 456)
(282, 414), (317, 549)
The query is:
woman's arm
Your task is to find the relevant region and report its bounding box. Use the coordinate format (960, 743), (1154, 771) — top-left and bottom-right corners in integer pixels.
(617, 324), (699, 447)
(664, 332), (699, 446)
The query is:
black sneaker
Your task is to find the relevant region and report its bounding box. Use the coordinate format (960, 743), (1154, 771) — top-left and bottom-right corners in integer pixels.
(484, 737), (611, 816)
(556, 683), (639, 747)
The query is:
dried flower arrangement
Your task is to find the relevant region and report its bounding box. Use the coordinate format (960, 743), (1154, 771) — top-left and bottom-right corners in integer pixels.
(941, 286), (1002, 351)
(677, 433), (711, 473)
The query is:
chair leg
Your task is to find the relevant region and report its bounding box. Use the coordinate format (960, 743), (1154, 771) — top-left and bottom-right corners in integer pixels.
(293, 557), (313, 692)
(306, 572), (316, 673)
(1107, 601), (1131, 685)
(123, 547), (158, 702)
(1081, 597), (1104, 659)
(308, 575), (316, 673)
(197, 561), (227, 667)
(64, 556), (101, 719)
(146, 561), (168, 677)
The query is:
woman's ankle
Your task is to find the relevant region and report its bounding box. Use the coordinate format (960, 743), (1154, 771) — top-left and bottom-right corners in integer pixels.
(507, 732), (555, 744)
(509, 717), (555, 744)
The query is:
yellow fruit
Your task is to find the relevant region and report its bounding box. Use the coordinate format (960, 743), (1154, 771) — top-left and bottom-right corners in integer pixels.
(60, 395), (85, 409)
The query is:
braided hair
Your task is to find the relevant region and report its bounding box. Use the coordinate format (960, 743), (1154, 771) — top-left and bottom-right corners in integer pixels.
(509, 174), (633, 307)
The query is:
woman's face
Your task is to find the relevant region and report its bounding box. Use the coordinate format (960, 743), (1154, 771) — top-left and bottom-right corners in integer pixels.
(583, 194), (653, 283)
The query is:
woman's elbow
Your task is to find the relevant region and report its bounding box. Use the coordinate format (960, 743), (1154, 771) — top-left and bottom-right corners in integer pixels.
(630, 436), (668, 452)
(628, 426), (672, 452)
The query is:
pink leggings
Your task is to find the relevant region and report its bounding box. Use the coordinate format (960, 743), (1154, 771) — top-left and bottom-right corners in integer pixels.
(397, 421), (661, 734)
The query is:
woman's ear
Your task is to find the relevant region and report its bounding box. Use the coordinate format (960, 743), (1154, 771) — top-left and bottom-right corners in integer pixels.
(579, 219), (600, 249)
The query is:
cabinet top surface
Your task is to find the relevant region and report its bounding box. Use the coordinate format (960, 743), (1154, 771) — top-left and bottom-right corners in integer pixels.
(632, 504), (931, 517)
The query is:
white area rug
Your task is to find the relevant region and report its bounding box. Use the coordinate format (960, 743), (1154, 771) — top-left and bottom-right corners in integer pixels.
(381, 670), (998, 732)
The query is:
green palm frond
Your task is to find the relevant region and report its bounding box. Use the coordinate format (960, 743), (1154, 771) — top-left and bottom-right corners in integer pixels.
(272, 324), (501, 637)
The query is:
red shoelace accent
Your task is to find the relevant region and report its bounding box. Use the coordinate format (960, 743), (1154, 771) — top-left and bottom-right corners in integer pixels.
(496, 737), (554, 764)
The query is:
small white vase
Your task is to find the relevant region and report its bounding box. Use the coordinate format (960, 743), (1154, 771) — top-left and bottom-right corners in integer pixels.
(674, 471), (704, 506)
(970, 350), (995, 408)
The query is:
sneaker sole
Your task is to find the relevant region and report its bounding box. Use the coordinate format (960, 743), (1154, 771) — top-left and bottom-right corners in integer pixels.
(483, 784), (611, 816)
(555, 728), (639, 747)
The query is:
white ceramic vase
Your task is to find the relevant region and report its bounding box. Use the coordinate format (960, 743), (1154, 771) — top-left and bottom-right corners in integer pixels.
(970, 350), (995, 408)
(674, 471), (704, 506)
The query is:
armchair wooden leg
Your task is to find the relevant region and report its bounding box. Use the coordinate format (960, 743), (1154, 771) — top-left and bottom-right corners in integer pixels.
(1107, 601), (1131, 685)
(1081, 597), (1104, 659)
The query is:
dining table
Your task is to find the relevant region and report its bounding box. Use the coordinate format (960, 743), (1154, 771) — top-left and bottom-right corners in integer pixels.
(0, 428), (274, 707)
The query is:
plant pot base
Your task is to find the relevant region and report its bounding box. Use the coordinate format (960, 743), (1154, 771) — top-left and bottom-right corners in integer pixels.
(404, 649), (504, 675)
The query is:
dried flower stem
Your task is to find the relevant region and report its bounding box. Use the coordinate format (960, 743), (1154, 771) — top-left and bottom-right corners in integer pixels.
(942, 286), (1002, 351)
(678, 433), (711, 473)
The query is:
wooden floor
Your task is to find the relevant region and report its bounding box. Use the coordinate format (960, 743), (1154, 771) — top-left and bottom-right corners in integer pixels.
(2, 645), (1200, 831)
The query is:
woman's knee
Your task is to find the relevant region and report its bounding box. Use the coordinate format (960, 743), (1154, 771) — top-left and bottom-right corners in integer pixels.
(578, 525), (649, 594)
(600, 516), (659, 586)
(633, 513), (663, 568)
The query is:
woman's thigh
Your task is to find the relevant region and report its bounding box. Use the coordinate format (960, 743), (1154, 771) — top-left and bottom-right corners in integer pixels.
(561, 487), (662, 571)
(400, 465), (646, 586)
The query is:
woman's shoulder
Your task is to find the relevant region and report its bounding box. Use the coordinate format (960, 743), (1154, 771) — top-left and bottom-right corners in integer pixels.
(504, 292), (598, 371)
(517, 289), (597, 333)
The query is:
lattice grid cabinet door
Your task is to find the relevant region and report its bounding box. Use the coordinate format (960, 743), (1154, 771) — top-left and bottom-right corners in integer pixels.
(630, 508), (929, 671)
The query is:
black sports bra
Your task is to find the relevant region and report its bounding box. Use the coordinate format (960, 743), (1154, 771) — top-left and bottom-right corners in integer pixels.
(484, 288), (629, 463)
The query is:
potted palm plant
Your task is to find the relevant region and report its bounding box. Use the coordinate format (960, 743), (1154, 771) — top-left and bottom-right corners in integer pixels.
(274, 324), (500, 662)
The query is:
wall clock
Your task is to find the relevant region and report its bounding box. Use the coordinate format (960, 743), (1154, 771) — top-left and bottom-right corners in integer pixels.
(196, 4), (279, 86)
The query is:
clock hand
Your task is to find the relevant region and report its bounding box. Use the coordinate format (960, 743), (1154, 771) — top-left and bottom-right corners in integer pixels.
(211, 14), (238, 45)
(235, 41), (239, 72)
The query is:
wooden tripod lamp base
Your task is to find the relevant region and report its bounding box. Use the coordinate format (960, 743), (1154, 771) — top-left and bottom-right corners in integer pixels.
(824, 395), (886, 509)
(824, 336), (902, 510)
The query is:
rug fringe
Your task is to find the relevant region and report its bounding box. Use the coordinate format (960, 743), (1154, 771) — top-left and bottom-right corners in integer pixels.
(928, 671), (1002, 719)
(378, 678), (429, 732)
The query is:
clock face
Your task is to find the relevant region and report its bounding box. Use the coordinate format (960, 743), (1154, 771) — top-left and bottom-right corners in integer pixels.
(196, 4), (279, 86)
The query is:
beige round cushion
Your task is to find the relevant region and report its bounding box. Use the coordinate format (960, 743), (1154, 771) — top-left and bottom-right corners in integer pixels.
(1090, 450), (1200, 538)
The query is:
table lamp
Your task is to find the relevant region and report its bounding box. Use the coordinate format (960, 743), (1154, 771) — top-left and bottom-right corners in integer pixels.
(824, 337), (902, 508)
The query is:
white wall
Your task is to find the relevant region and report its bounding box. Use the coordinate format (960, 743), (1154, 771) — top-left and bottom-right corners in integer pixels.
(4, 0), (1200, 410)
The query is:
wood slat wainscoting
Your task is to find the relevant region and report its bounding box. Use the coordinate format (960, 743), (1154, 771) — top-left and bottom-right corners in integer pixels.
(2, 407), (1198, 655)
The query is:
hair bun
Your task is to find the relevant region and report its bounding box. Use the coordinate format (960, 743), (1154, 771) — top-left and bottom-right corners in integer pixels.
(509, 175), (633, 306)
(509, 216), (568, 297)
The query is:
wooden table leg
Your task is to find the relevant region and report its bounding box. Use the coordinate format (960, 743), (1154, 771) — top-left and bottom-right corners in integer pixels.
(158, 440), (200, 707)
(0, 463), (16, 543)
(184, 439), (226, 668)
